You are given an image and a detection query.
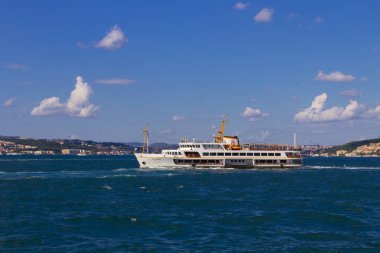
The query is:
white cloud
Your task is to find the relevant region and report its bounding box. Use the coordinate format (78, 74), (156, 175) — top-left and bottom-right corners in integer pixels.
(294, 93), (364, 123)
(234, 2), (249, 10)
(31, 76), (99, 117)
(3, 98), (16, 108)
(254, 8), (273, 23)
(315, 70), (355, 82)
(365, 105), (380, 119)
(341, 89), (361, 97)
(95, 78), (136, 85)
(95, 25), (127, 50)
(31, 97), (64, 116)
(2, 63), (28, 70)
(241, 107), (268, 121)
(172, 115), (185, 121)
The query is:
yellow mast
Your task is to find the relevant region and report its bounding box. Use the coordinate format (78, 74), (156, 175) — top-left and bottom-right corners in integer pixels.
(142, 127), (149, 153)
(216, 117), (227, 143)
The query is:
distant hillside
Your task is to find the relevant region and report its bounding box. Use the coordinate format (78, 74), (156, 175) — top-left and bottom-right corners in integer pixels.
(0, 135), (175, 154)
(0, 136), (134, 153)
(325, 138), (380, 154)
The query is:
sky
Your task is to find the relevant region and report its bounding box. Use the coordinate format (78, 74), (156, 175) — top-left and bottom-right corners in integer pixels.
(1, 0), (380, 145)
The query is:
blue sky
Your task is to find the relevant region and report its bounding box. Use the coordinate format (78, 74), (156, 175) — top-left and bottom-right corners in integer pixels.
(1, 0), (380, 145)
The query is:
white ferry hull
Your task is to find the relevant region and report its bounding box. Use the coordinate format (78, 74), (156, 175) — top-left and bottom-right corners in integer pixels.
(135, 153), (302, 169)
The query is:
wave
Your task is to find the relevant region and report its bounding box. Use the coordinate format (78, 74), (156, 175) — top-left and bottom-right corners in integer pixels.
(0, 175), (46, 181)
(97, 174), (137, 178)
(304, 165), (380, 170)
(113, 168), (129, 172)
(196, 167), (235, 170)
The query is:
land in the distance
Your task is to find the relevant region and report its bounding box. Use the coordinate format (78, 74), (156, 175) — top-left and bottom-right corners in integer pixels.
(1, 135), (380, 157)
(0, 135), (176, 156)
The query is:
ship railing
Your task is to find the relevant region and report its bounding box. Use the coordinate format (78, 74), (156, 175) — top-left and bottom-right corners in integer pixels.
(180, 139), (213, 143)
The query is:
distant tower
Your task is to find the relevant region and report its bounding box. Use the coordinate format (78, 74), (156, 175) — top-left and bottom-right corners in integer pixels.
(142, 127), (149, 153)
(293, 132), (297, 146)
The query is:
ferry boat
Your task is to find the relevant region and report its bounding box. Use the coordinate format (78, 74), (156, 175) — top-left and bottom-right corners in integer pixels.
(134, 119), (302, 169)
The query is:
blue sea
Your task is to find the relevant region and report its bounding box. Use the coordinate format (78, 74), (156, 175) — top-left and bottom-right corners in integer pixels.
(0, 156), (379, 252)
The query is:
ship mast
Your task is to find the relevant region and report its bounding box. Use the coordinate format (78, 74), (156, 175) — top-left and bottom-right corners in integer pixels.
(142, 127), (149, 153)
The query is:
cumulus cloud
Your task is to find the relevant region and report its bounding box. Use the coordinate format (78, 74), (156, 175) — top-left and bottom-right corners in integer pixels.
(365, 105), (380, 119)
(341, 89), (361, 97)
(31, 97), (64, 116)
(315, 70), (355, 82)
(3, 98), (16, 108)
(254, 8), (273, 23)
(95, 25), (127, 49)
(294, 93), (364, 123)
(95, 78), (136, 85)
(241, 107), (268, 121)
(31, 76), (99, 117)
(172, 115), (185, 121)
(234, 2), (249, 10)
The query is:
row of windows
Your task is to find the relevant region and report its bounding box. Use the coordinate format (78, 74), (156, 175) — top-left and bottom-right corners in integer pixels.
(167, 151), (181, 155)
(203, 152), (281, 157)
(230, 160), (247, 163)
(174, 159), (223, 165)
(180, 144), (201, 148)
(256, 160), (287, 164)
(202, 144), (224, 150)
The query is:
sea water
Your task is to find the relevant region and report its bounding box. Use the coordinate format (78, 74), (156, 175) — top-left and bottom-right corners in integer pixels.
(0, 156), (379, 252)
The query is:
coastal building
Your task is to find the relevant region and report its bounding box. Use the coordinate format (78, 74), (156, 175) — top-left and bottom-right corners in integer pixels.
(34, 150), (55, 155)
(61, 149), (87, 155)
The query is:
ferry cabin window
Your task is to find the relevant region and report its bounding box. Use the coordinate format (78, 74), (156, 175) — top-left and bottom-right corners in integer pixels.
(247, 153), (253, 156)
(232, 153), (239, 156)
(225, 153), (231, 156)
(261, 153), (268, 156)
(202, 144), (223, 150)
(275, 153), (281, 156)
(268, 153), (274, 156)
(240, 153), (246, 156)
(254, 153), (260, 156)
(210, 153), (217, 156)
(203, 152), (209, 156)
(217, 153), (224, 156)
